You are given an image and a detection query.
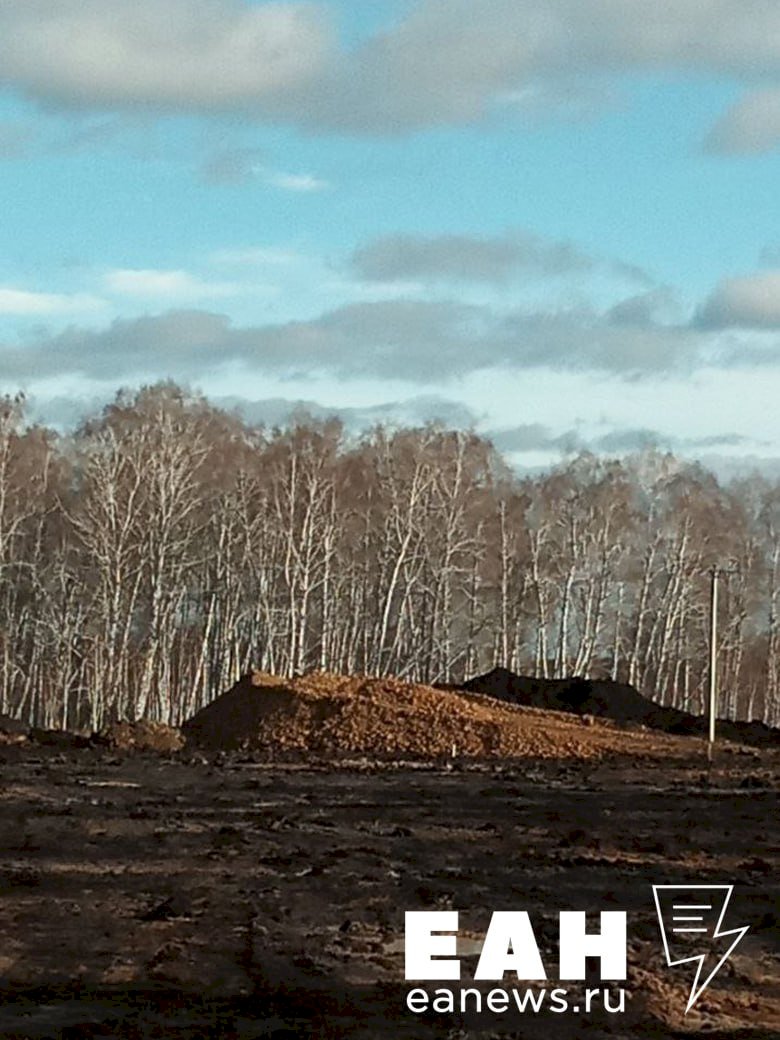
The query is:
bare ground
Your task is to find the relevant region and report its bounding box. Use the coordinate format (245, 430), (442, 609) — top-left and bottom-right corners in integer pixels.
(0, 741), (777, 1038)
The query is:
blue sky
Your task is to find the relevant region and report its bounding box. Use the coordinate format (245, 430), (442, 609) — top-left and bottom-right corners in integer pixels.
(2, 0), (780, 472)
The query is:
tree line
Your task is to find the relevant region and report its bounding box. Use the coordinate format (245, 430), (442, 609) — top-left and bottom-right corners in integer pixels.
(1, 383), (778, 730)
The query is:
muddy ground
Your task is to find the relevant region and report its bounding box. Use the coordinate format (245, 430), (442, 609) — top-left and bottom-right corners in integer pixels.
(0, 742), (777, 1038)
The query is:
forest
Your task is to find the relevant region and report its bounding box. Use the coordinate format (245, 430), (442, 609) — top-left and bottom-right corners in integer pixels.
(1, 382), (778, 730)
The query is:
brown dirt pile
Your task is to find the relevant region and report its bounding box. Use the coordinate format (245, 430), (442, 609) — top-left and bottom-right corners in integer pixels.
(182, 670), (698, 761)
(100, 720), (184, 753)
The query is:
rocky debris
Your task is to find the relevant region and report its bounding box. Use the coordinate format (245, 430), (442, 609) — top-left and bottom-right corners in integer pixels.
(181, 670), (696, 761)
(459, 667), (780, 747)
(99, 720), (184, 753)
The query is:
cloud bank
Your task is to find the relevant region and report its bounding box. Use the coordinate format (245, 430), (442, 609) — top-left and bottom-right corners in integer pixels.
(0, 296), (751, 387)
(0, 0), (779, 147)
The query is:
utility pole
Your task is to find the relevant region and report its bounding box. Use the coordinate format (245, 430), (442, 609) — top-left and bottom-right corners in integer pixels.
(707, 562), (739, 751)
(708, 566), (719, 746)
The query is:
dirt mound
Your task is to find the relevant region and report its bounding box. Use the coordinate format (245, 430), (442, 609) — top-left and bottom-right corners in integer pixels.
(460, 667), (780, 746)
(100, 720), (184, 753)
(461, 668), (656, 720)
(0, 713), (30, 736)
(182, 670), (697, 761)
(0, 713), (29, 745)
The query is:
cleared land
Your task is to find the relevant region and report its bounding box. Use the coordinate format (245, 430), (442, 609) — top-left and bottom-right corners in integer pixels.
(0, 727), (777, 1038)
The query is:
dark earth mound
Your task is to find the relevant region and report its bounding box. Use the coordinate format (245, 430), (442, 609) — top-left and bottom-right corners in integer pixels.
(459, 667), (780, 747)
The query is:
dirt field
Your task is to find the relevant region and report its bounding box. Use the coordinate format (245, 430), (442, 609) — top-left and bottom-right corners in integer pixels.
(0, 741), (778, 1038)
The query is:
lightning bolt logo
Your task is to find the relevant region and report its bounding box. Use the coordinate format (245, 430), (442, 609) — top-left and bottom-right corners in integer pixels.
(652, 884), (749, 1013)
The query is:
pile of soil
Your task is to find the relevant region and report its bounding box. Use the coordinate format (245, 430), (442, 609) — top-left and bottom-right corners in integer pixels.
(99, 720), (184, 753)
(0, 713), (28, 746)
(182, 670), (696, 761)
(0, 715), (91, 749)
(460, 669), (649, 719)
(459, 667), (780, 746)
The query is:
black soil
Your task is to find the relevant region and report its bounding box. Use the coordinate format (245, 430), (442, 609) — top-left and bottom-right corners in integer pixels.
(459, 667), (780, 746)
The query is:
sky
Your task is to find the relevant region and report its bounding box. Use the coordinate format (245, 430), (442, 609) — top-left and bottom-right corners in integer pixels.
(1, 0), (780, 474)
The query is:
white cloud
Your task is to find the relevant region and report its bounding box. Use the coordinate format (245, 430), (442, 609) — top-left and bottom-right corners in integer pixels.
(0, 298), (711, 386)
(697, 271), (780, 329)
(706, 88), (780, 154)
(199, 150), (330, 192)
(104, 268), (241, 300)
(1, 0), (780, 143)
(0, 287), (105, 315)
(292, 0), (780, 134)
(264, 170), (331, 192)
(210, 392), (480, 430)
(0, 0), (329, 111)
